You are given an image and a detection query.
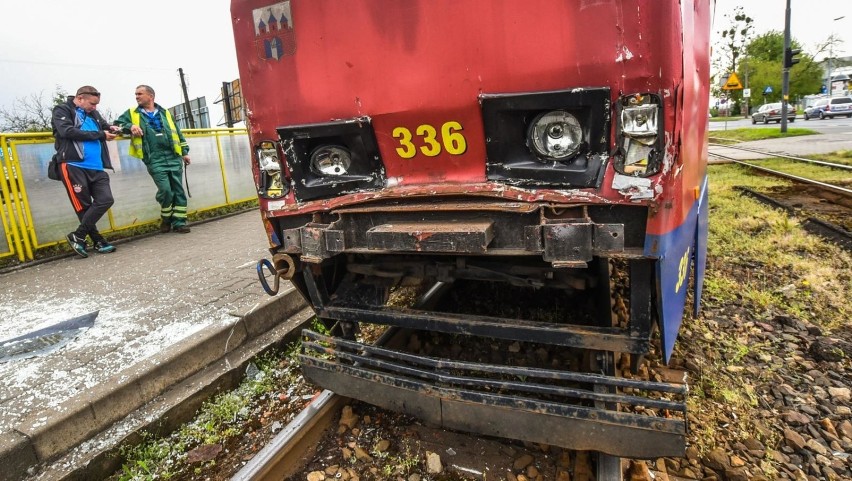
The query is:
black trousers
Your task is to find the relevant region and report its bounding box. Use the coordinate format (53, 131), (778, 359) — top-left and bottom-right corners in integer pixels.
(59, 163), (114, 241)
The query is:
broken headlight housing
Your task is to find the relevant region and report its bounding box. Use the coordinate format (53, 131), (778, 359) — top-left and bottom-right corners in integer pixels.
(255, 140), (287, 199)
(615, 93), (663, 176)
(480, 88), (610, 188)
(277, 118), (385, 202)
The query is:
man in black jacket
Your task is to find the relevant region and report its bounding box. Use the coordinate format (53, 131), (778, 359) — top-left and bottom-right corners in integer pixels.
(52, 86), (121, 258)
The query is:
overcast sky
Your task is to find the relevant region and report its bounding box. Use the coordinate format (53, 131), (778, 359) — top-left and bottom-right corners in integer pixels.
(0, 0), (848, 122)
(0, 0), (237, 122)
(714, 0), (850, 59)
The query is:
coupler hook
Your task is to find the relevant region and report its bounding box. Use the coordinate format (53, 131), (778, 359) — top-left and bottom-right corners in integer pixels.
(256, 253), (296, 296)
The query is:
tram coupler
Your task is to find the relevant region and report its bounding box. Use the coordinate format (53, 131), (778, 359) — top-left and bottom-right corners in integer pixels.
(256, 253), (296, 296)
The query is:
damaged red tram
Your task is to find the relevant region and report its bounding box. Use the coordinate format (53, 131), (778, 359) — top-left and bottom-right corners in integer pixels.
(231, 0), (711, 473)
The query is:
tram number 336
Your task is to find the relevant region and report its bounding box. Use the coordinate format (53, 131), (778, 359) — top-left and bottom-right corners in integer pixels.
(393, 121), (467, 159)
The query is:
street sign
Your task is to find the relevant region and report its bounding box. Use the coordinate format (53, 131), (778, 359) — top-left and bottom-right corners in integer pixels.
(722, 72), (743, 90)
(743, 88), (751, 98)
(763, 86), (773, 95)
(821, 85), (828, 94)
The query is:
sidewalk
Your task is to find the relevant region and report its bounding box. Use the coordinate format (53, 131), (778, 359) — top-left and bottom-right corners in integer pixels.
(0, 211), (304, 480)
(709, 131), (852, 161)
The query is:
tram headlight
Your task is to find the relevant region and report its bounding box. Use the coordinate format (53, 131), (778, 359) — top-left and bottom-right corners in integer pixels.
(310, 145), (352, 176)
(616, 93), (662, 176)
(255, 140), (287, 199)
(527, 110), (583, 161)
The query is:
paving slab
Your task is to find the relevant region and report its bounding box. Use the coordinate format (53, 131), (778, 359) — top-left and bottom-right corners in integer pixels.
(0, 210), (296, 479)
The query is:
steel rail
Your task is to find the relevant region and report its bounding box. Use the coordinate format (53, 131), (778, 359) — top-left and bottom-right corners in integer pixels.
(709, 143), (852, 171)
(709, 152), (852, 198)
(230, 390), (344, 481)
(230, 282), (450, 480)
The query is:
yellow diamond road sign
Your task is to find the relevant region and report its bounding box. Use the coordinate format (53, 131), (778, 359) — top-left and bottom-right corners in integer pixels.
(722, 72), (743, 90)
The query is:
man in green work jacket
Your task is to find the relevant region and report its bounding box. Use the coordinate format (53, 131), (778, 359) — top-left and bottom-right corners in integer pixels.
(116, 85), (192, 233)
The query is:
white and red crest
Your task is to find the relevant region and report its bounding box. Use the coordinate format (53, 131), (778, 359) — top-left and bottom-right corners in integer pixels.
(253, 1), (295, 61)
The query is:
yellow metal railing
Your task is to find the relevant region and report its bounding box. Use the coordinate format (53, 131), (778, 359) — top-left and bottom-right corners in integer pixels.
(0, 128), (253, 262)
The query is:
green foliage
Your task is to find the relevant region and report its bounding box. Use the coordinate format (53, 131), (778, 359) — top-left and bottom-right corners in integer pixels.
(118, 348), (297, 480)
(736, 32), (823, 107)
(707, 127), (815, 143)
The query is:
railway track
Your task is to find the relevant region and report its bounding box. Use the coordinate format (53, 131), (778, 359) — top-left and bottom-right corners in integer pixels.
(227, 278), (685, 481)
(708, 143), (852, 250)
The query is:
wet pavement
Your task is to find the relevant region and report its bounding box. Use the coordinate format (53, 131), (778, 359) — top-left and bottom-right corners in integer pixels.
(0, 210), (283, 478)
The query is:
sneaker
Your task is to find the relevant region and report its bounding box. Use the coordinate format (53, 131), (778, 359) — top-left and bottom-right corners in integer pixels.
(93, 240), (116, 254)
(66, 233), (88, 258)
(160, 220), (171, 233)
(173, 225), (191, 234)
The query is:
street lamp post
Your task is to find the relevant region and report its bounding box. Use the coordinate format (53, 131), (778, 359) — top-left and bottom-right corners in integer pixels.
(827, 16), (846, 98)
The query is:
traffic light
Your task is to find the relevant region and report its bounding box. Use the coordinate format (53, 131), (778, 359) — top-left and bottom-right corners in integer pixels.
(784, 48), (801, 68)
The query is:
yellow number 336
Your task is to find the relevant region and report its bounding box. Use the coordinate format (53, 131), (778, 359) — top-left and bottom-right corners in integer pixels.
(392, 121), (467, 159)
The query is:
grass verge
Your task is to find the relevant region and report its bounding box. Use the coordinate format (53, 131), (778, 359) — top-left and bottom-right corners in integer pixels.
(708, 127), (816, 144)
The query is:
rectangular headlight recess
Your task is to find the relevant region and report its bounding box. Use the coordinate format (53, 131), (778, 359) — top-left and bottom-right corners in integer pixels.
(615, 93), (663, 177)
(277, 118), (385, 202)
(480, 88), (611, 188)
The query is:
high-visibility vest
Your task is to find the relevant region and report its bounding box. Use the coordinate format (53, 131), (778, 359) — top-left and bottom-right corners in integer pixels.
(128, 107), (184, 159)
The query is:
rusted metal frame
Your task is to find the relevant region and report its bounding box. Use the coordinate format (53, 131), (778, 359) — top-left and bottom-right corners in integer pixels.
(301, 361), (685, 459)
(628, 259), (655, 372)
(316, 305), (650, 354)
(300, 356), (685, 435)
(301, 341), (684, 412)
(302, 330), (685, 394)
(332, 200), (541, 215)
(302, 264), (329, 310)
(365, 220), (495, 253)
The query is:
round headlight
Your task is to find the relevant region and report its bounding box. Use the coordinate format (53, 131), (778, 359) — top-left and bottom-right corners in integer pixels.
(310, 146), (352, 176)
(527, 110), (583, 160)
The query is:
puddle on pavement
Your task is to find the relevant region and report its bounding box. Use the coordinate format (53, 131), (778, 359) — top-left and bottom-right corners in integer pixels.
(0, 311), (98, 363)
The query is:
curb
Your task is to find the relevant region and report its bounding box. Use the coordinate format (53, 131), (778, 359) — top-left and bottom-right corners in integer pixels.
(0, 285), (307, 481)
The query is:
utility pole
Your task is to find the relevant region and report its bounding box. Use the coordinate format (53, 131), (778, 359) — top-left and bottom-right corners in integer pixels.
(780, 0), (792, 133)
(743, 57), (750, 118)
(178, 67), (196, 128)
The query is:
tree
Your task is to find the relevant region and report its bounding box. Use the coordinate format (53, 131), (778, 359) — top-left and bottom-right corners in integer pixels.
(713, 7), (754, 115)
(0, 87), (67, 133)
(741, 31), (824, 105)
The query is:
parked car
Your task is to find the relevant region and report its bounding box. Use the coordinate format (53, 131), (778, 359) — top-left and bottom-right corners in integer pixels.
(751, 102), (796, 124)
(803, 97), (852, 120)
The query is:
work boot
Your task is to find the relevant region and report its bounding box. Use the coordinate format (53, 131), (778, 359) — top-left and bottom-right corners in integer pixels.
(160, 219), (171, 233)
(66, 233), (88, 258)
(173, 225), (191, 234)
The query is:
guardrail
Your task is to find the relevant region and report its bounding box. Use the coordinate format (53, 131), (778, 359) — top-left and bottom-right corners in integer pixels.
(0, 128), (256, 261)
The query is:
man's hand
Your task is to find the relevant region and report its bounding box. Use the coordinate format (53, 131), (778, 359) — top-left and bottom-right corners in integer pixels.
(105, 131), (118, 141)
(183, 155), (191, 165)
(130, 125), (144, 137)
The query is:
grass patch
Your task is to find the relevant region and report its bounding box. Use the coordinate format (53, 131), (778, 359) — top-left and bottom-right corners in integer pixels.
(116, 345), (304, 481)
(708, 127), (816, 144)
(809, 149), (852, 166)
(676, 162), (851, 455)
(705, 163), (850, 329)
(739, 157), (852, 183)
